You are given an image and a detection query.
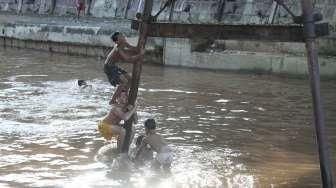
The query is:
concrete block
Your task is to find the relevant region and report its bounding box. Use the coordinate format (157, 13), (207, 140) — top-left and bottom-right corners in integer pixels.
(164, 41), (183, 66)
(85, 46), (103, 57)
(17, 40), (26, 48)
(14, 39), (25, 48)
(48, 42), (60, 53)
(6, 38), (13, 47)
(293, 57), (309, 76)
(47, 43), (55, 53)
(57, 43), (69, 54)
(318, 38), (336, 55)
(30, 41), (39, 50)
(44, 42), (57, 53)
(0, 37), (4, 47)
(67, 45), (86, 56)
(270, 56), (283, 74)
(324, 6), (336, 20)
(85, 46), (96, 57)
(25, 40), (36, 49)
(3, 38), (10, 47)
(248, 55), (273, 72)
(96, 47), (105, 58)
(319, 57), (336, 77)
(281, 56), (300, 75)
(11, 39), (18, 47)
(32, 41), (48, 51)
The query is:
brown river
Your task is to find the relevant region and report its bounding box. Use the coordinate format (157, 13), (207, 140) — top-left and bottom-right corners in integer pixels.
(0, 47), (335, 188)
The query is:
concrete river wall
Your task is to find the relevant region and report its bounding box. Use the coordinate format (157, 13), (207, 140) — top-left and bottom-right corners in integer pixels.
(0, 0), (335, 77)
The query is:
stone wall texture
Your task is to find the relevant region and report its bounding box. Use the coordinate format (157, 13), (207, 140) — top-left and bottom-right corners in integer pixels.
(0, 1), (335, 31)
(0, 0), (335, 35)
(1, 0), (335, 77)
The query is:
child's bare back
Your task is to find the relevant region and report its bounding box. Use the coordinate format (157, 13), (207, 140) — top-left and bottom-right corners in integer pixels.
(144, 133), (168, 153)
(135, 119), (173, 169)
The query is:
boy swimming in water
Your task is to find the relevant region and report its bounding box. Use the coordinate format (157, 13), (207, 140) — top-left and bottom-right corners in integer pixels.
(134, 119), (173, 169)
(77, 79), (92, 90)
(98, 89), (137, 152)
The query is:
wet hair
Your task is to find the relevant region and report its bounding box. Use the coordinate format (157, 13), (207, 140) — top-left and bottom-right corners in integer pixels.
(78, 79), (86, 87)
(111, 32), (120, 42)
(144, 119), (156, 130)
(135, 135), (144, 146)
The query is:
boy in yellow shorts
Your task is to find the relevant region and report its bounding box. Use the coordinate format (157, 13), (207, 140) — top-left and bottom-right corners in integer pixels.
(98, 89), (137, 152)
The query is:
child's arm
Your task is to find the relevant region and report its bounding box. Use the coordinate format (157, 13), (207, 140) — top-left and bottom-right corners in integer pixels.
(114, 104), (137, 121)
(125, 41), (140, 54)
(118, 48), (145, 63)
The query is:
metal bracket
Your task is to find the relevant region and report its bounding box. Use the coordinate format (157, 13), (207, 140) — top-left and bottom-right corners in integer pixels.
(131, 20), (329, 42)
(293, 12), (323, 24)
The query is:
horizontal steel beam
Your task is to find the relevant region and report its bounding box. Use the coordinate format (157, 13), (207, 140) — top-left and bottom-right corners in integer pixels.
(131, 20), (329, 42)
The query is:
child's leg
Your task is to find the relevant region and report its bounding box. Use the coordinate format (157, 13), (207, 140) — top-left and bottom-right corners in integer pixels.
(110, 125), (125, 152)
(119, 127), (126, 152)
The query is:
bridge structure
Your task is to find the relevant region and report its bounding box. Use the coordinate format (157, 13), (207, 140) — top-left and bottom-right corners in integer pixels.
(122, 0), (333, 187)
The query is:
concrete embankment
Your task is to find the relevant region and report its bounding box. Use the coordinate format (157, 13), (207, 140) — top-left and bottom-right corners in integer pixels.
(0, 13), (138, 55)
(164, 38), (336, 78)
(0, 13), (163, 63)
(1, 13), (336, 78)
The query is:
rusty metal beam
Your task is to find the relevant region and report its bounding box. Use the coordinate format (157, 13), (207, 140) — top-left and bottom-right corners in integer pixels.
(302, 0), (334, 187)
(131, 20), (329, 42)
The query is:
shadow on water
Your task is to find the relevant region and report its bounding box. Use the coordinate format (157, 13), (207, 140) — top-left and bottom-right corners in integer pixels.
(0, 48), (336, 187)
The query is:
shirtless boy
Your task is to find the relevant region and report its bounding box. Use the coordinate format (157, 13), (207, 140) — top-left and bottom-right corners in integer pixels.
(98, 89), (137, 152)
(134, 119), (173, 169)
(104, 32), (145, 104)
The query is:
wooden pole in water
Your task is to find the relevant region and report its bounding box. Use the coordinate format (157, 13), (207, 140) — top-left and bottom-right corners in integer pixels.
(122, 0), (153, 153)
(301, 0), (333, 187)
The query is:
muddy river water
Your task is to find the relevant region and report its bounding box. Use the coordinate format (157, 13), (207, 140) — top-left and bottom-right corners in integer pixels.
(0, 47), (335, 187)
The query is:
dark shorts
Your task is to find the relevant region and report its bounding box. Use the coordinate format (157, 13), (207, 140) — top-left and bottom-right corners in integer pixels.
(104, 63), (127, 86)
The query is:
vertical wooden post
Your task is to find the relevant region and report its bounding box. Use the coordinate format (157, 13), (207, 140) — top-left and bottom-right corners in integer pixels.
(122, 0), (153, 153)
(301, 0), (333, 187)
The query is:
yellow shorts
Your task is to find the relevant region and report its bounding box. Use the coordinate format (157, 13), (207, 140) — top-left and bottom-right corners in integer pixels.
(98, 121), (116, 140)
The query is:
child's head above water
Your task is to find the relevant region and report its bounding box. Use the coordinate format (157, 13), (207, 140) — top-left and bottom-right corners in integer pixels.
(77, 79), (87, 87)
(144, 119), (156, 130)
